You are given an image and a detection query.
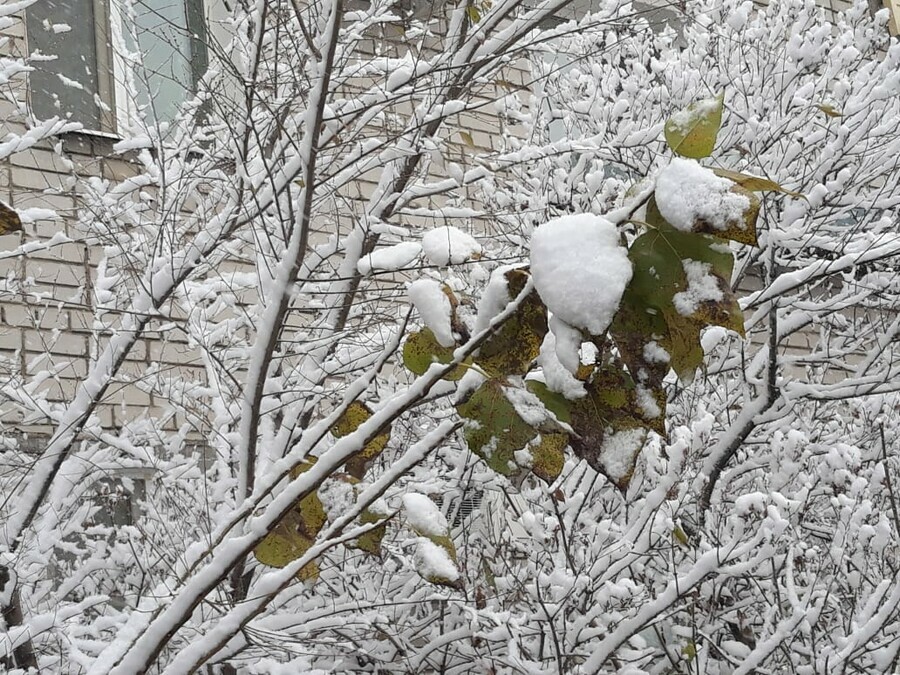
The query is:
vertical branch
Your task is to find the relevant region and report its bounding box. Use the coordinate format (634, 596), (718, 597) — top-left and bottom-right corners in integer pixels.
(235, 0), (345, 502)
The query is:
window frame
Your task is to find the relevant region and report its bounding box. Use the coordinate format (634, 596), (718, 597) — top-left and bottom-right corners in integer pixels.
(26, 0), (208, 137)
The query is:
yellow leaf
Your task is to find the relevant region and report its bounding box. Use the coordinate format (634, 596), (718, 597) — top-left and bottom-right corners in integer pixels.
(713, 168), (805, 201)
(815, 103), (842, 118)
(673, 525), (690, 547)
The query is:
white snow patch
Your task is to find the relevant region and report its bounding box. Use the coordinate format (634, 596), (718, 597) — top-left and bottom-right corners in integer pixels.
(504, 384), (551, 427)
(414, 537), (459, 582)
(530, 214), (632, 335)
(636, 385), (661, 419)
(357, 242), (421, 275)
(422, 226), (482, 266)
(672, 260), (724, 316)
(403, 493), (449, 537)
(474, 264), (517, 332)
(113, 135), (153, 153)
(667, 96), (720, 133)
(599, 428), (645, 482)
(17, 207), (58, 223)
(655, 158), (750, 232)
(408, 279), (454, 347)
(643, 340), (670, 364)
(538, 330), (586, 399)
(514, 446), (533, 468)
(317, 479), (356, 524)
(549, 314), (582, 374)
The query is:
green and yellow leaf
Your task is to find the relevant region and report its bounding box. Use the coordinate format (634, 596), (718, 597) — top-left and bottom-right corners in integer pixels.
(664, 93), (724, 159)
(476, 268), (547, 377)
(330, 401), (391, 479)
(402, 328), (468, 380)
(254, 460), (326, 582)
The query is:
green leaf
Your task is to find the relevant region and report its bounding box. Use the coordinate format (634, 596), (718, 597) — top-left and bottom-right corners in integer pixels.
(625, 227), (744, 382)
(457, 379), (539, 477)
(254, 509), (321, 581)
(664, 93), (724, 159)
(476, 268), (547, 377)
(528, 433), (568, 484)
(353, 509), (388, 557)
(609, 288), (670, 389)
(330, 401), (391, 479)
(525, 380), (573, 425)
(402, 328), (468, 380)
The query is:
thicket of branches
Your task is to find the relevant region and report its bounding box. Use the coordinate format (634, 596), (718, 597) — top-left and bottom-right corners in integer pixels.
(1, 0), (900, 672)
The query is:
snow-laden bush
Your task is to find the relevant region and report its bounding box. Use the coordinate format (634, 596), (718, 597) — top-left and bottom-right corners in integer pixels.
(3, 0), (900, 671)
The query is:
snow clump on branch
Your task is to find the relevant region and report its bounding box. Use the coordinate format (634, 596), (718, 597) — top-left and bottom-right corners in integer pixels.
(529, 214), (632, 336)
(408, 279), (455, 347)
(403, 493), (449, 537)
(421, 225), (482, 266)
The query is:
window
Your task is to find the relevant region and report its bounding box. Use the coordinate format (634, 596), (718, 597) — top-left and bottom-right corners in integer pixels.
(26, 0), (208, 133)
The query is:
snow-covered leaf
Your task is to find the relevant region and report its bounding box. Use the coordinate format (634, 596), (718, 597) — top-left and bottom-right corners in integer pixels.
(476, 268), (547, 377)
(655, 160), (759, 245)
(712, 168), (805, 200)
(664, 93), (724, 159)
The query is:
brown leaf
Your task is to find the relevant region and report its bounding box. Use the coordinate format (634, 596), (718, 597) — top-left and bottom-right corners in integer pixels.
(0, 201), (22, 235)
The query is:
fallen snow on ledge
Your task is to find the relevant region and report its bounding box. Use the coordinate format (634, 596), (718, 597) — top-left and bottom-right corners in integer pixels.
(655, 158), (749, 232)
(529, 214), (632, 336)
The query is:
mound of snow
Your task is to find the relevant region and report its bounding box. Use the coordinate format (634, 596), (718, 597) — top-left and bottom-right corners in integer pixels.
(403, 493), (449, 537)
(414, 538), (459, 582)
(529, 214), (632, 336)
(408, 279), (455, 347)
(422, 226), (482, 266)
(655, 158), (750, 232)
(357, 242), (421, 275)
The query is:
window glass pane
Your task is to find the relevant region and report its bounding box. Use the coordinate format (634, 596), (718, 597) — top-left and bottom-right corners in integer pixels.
(26, 0), (103, 128)
(132, 0), (197, 122)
